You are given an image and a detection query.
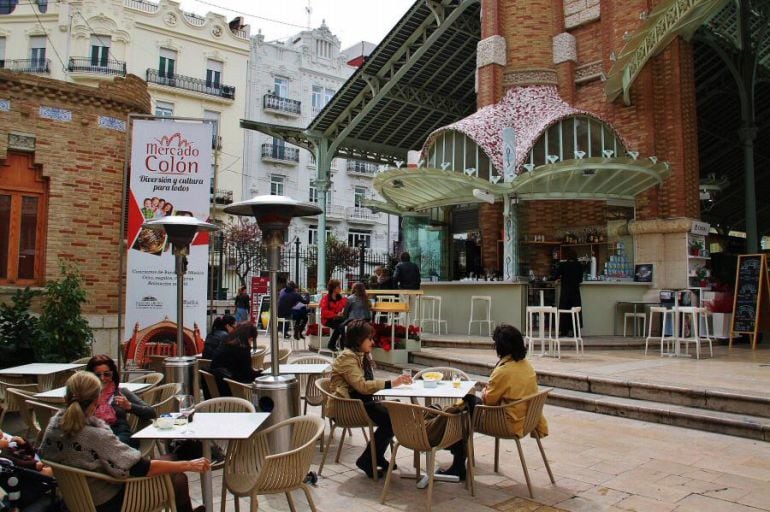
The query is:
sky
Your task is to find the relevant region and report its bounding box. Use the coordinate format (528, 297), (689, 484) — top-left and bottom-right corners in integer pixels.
(178, 0), (415, 48)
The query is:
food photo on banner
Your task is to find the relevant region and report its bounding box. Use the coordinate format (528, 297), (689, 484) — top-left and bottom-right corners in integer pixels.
(123, 120), (213, 353)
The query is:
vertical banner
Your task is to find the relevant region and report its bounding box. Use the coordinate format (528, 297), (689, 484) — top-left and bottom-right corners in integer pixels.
(124, 120), (213, 348)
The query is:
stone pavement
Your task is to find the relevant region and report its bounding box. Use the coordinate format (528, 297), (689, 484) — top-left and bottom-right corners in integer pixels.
(188, 354), (770, 511)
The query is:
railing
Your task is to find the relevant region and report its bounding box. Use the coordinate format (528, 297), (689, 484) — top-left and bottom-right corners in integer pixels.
(124, 0), (159, 12)
(5, 59), (50, 73)
(263, 93), (301, 115)
(326, 204), (346, 218)
(230, 27), (249, 39)
(213, 189), (233, 205)
(261, 143), (300, 163)
(182, 11), (205, 25)
(68, 57), (126, 76)
(346, 160), (379, 176)
(146, 69), (235, 99)
(347, 207), (381, 222)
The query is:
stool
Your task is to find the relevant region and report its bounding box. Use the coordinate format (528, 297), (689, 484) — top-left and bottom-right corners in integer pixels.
(557, 307), (583, 356)
(677, 307), (712, 359)
(375, 296), (404, 324)
(525, 306), (558, 357)
(468, 296), (494, 335)
(697, 308), (714, 358)
(420, 296), (447, 334)
(645, 307), (675, 355)
(623, 312), (647, 337)
(268, 316), (292, 338)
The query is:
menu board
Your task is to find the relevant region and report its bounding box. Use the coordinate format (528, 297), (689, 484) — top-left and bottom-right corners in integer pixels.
(732, 255), (763, 333)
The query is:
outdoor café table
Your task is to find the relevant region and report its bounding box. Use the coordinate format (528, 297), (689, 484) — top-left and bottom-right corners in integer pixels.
(374, 380), (477, 486)
(34, 381), (151, 402)
(279, 363), (331, 375)
(0, 363), (85, 390)
(133, 412), (270, 511)
(372, 301), (410, 342)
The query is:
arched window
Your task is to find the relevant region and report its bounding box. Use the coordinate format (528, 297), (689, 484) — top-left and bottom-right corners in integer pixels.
(525, 116), (625, 168)
(0, 152), (48, 285)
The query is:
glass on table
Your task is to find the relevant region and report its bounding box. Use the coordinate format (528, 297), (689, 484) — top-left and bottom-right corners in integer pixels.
(451, 374), (462, 389)
(176, 394), (195, 433)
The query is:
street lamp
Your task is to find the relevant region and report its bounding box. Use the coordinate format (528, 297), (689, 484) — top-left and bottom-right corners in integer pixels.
(142, 215), (219, 394)
(224, 195), (321, 448)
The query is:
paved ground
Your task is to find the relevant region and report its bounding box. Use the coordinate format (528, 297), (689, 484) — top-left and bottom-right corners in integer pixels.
(189, 341), (770, 511)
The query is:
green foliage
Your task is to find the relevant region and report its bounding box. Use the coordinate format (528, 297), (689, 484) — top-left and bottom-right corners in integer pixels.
(305, 235), (360, 285)
(0, 287), (40, 368)
(36, 262), (94, 363)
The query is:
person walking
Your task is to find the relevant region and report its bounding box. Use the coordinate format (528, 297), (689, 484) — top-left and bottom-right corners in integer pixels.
(234, 286), (250, 323)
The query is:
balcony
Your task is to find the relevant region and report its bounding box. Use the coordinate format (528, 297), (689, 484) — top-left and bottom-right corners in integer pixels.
(213, 188), (233, 205)
(326, 204), (346, 219)
(263, 93), (301, 116)
(3, 59), (50, 74)
(146, 69), (235, 99)
(68, 57), (126, 76)
(347, 206), (381, 223)
(261, 143), (299, 164)
(346, 159), (379, 176)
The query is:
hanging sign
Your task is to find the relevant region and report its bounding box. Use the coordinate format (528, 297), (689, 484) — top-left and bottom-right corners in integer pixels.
(124, 120), (213, 346)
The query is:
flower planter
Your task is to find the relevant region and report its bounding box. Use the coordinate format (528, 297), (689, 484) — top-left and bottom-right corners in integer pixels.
(710, 312), (733, 339)
(372, 347), (409, 365)
(406, 339), (421, 351)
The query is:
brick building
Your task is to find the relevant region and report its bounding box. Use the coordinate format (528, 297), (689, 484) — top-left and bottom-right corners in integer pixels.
(0, 70), (150, 353)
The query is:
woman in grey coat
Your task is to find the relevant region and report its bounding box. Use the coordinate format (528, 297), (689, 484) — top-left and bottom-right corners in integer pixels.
(343, 282), (373, 322)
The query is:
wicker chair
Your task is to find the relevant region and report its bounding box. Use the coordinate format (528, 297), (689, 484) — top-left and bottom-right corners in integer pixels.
(194, 397), (255, 475)
(380, 401), (474, 511)
(220, 415), (324, 512)
(263, 347), (292, 369)
(471, 389), (554, 498)
(26, 399), (61, 445)
(0, 384), (39, 435)
(127, 371), (164, 387)
(413, 367), (472, 407)
(223, 378), (254, 402)
(199, 369), (220, 399)
(315, 378), (378, 480)
(71, 357), (93, 365)
(288, 355), (333, 414)
(250, 347), (268, 370)
(141, 382), (181, 408)
(43, 459), (177, 512)
(0, 377), (35, 401)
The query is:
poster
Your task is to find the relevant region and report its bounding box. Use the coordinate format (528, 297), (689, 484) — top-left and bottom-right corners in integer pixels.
(124, 120), (213, 345)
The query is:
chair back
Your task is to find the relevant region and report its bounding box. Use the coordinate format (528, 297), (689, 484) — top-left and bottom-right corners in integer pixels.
(521, 389), (550, 437)
(288, 355), (332, 405)
(142, 382), (181, 405)
(314, 378), (371, 428)
(195, 396), (254, 413)
(44, 459), (176, 512)
(4, 388), (38, 435)
(26, 399), (61, 439)
(381, 400), (465, 452)
(0, 377), (36, 401)
(224, 378), (253, 402)
(251, 347), (267, 369)
(197, 358), (212, 371)
(277, 347), (292, 364)
(472, 388), (551, 439)
(127, 372), (164, 387)
(199, 369), (220, 399)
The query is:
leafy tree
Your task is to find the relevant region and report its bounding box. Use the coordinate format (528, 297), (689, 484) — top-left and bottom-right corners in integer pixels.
(36, 262), (93, 362)
(223, 219), (265, 289)
(305, 235), (360, 286)
(0, 287), (40, 368)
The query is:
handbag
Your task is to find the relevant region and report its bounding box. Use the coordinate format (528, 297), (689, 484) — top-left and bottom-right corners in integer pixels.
(424, 401), (467, 446)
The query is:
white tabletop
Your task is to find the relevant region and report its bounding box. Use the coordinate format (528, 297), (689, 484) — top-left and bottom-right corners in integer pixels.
(374, 380), (476, 399)
(34, 382), (151, 400)
(0, 363), (85, 376)
(132, 412), (270, 440)
(279, 364), (330, 375)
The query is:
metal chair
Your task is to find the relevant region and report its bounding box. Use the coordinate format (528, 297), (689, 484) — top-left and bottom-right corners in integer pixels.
(380, 401), (473, 511)
(220, 415), (324, 512)
(315, 377), (378, 480)
(471, 389), (554, 498)
(43, 459), (176, 512)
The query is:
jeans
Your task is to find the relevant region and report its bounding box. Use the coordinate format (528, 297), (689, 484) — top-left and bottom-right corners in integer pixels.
(325, 318), (345, 350)
(235, 307), (249, 323)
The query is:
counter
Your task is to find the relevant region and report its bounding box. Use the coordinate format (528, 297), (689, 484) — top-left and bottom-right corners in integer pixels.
(579, 281), (653, 335)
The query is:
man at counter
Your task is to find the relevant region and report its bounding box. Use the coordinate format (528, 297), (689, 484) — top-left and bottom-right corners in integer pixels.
(556, 249), (583, 336)
(393, 252), (421, 290)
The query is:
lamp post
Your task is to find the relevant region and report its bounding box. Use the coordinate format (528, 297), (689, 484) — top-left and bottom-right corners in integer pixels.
(224, 195), (321, 447)
(142, 216), (219, 394)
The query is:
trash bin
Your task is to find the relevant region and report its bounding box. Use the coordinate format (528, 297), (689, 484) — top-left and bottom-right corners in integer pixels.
(252, 374), (300, 451)
(164, 356), (197, 396)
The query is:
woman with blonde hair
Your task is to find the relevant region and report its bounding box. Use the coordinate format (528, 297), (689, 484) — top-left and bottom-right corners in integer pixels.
(40, 371), (210, 512)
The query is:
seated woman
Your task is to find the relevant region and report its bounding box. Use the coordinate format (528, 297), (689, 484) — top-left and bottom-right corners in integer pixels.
(329, 320), (411, 478)
(202, 314), (236, 359)
(86, 355), (156, 448)
(440, 324), (548, 480)
(210, 323), (263, 396)
(39, 371), (210, 512)
(343, 282), (372, 322)
(320, 279), (347, 351)
(277, 281), (309, 340)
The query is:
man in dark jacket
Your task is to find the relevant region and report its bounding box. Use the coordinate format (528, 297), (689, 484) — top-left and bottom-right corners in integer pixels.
(393, 251), (421, 289)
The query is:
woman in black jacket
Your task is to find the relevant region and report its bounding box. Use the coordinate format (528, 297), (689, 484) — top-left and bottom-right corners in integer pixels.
(202, 315), (236, 359)
(210, 324), (262, 396)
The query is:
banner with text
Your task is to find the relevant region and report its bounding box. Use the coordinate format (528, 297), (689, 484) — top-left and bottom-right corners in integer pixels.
(124, 120), (213, 348)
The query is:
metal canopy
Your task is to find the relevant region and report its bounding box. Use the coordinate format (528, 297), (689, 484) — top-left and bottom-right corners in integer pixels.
(369, 157), (670, 214)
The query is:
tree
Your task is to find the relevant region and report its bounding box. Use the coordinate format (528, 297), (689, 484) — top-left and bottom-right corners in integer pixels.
(223, 219), (265, 289)
(305, 235), (360, 286)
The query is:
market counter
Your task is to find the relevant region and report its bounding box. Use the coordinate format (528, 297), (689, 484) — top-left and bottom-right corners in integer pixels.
(579, 281), (654, 336)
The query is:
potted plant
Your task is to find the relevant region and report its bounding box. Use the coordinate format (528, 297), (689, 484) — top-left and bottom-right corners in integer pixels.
(689, 238), (704, 256)
(705, 283), (733, 339)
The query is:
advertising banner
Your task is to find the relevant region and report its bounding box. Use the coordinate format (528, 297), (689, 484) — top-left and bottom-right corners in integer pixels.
(124, 120), (213, 348)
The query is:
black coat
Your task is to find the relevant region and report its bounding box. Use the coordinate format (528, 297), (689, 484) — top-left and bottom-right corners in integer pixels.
(202, 329), (228, 359)
(277, 287), (308, 318)
(557, 259), (583, 308)
(211, 343), (261, 396)
(393, 261), (421, 289)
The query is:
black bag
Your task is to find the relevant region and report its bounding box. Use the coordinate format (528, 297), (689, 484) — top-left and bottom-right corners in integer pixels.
(0, 458), (60, 511)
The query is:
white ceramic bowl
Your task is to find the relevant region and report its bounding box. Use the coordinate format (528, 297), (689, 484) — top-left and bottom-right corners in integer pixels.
(422, 372), (443, 388)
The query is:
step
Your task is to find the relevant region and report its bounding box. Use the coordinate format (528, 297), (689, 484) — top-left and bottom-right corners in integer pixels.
(408, 350), (770, 419)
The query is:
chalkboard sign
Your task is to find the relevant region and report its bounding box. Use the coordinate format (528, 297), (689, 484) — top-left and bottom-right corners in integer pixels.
(730, 254), (769, 349)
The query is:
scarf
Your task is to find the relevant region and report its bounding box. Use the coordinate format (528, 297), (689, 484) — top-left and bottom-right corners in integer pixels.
(362, 353), (374, 381)
(94, 382), (118, 426)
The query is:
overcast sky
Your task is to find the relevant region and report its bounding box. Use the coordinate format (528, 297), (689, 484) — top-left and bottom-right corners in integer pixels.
(178, 0), (415, 48)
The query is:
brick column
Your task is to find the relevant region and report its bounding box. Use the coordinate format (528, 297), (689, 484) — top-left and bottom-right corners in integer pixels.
(500, 0), (558, 90)
(477, 0), (505, 107)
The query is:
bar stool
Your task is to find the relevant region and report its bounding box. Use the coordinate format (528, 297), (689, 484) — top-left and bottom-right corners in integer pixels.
(677, 306), (712, 359)
(623, 312), (647, 337)
(697, 307), (715, 358)
(420, 295), (447, 334)
(375, 296), (403, 324)
(557, 306), (584, 356)
(645, 306), (675, 355)
(525, 306), (558, 357)
(468, 296), (494, 335)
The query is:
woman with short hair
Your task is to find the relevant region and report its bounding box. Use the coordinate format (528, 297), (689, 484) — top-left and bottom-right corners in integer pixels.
(329, 320), (411, 478)
(40, 371), (209, 512)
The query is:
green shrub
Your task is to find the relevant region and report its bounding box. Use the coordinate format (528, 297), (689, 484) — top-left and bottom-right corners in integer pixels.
(0, 287), (40, 368)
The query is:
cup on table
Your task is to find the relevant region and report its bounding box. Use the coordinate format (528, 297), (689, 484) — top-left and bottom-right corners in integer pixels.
(401, 368), (413, 385)
(451, 375), (462, 389)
